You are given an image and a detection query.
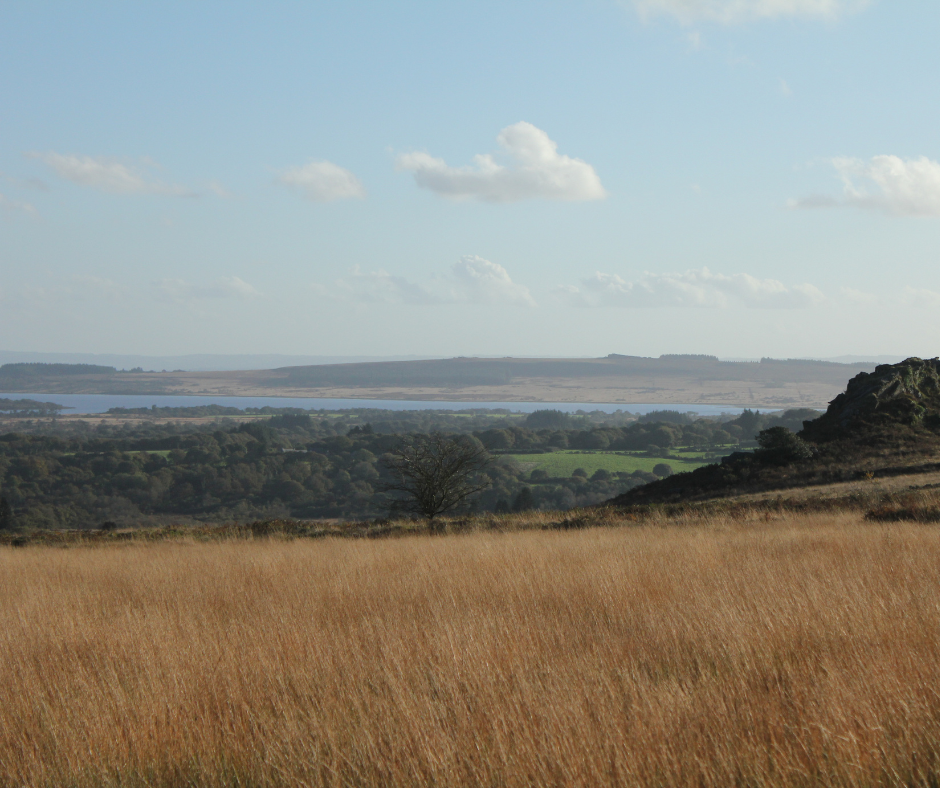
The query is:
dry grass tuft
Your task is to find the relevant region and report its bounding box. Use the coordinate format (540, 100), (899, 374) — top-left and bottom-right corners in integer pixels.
(865, 488), (940, 523)
(3, 513), (940, 786)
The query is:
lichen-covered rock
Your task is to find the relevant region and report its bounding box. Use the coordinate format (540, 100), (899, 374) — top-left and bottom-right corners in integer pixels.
(801, 357), (940, 441)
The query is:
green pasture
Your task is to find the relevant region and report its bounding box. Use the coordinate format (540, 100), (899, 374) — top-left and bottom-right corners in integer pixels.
(501, 449), (716, 477)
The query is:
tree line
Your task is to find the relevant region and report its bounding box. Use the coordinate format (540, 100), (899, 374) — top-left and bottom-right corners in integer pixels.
(0, 407), (819, 530)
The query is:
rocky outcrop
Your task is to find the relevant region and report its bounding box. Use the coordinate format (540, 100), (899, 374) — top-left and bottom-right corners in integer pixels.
(800, 357), (940, 442)
(607, 358), (940, 507)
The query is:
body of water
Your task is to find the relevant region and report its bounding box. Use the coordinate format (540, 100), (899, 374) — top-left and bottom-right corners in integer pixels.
(1, 393), (749, 417)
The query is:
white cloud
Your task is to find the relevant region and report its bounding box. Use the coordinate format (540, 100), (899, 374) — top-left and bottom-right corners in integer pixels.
(631, 0), (870, 24)
(812, 155), (940, 217)
(27, 152), (194, 196)
(152, 276), (262, 302)
(396, 122), (606, 203)
(0, 192), (36, 214)
(330, 256), (536, 307)
(902, 287), (940, 309)
(452, 256), (537, 306)
(278, 161), (366, 202)
(557, 267), (824, 308)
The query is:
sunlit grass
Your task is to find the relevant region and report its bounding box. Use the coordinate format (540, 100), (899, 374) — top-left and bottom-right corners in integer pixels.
(3, 512), (940, 786)
(503, 448), (711, 476)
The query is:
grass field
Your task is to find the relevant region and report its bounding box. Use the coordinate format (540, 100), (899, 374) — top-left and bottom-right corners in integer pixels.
(503, 448), (713, 476)
(4, 512), (940, 786)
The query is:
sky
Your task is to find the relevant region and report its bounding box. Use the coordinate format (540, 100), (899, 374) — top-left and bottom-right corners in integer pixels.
(1, 0), (939, 360)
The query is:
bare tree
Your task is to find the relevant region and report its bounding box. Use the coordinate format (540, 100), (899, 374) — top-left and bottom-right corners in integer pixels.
(379, 433), (492, 521)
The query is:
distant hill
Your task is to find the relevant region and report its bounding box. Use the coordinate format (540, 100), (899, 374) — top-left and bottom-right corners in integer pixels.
(0, 363), (117, 377)
(0, 353), (882, 407)
(0, 352), (440, 372)
(268, 354), (872, 389)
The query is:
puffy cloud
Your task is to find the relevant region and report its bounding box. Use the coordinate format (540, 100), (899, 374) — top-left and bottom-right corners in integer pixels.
(0, 192), (36, 214)
(152, 276), (262, 302)
(452, 256), (537, 306)
(396, 122), (606, 203)
(277, 161), (366, 202)
(27, 152), (194, 196)
(795, 155), (940, 217)
(631, 0), (869, 24)
(558, 267), (824, 308)
(330, 256), (536, 307)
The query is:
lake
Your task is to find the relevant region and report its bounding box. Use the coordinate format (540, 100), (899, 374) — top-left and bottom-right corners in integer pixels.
(0, 393), (749, 417)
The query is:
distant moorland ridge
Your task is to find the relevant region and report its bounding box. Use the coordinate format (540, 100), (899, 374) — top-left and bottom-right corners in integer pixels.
(0, 354), (880, 407)
(272, 354), (872, 388)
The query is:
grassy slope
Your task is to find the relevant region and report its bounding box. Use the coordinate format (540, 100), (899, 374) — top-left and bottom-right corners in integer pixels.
(4, 512), (940, 786)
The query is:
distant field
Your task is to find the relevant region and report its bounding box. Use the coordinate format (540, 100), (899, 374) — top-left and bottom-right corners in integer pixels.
(503, 449), (714, 476)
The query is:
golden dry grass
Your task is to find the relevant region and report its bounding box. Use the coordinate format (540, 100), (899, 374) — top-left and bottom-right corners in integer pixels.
(3, 513), (940, 786)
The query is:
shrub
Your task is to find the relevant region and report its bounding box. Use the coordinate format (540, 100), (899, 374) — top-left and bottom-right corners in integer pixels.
(755, 427), (814, 465)
(524, 410), (572, 429)
(571, 431), (610, 450)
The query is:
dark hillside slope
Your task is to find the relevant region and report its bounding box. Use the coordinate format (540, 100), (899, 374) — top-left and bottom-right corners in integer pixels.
(609, 358), (940, 505)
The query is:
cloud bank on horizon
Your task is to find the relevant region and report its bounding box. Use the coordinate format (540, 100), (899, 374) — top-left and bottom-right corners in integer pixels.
(558, 268), (824, 309)
(327, 260), (827, 311)
(330, 256), (536, 307)
(152, 277), (262, 303)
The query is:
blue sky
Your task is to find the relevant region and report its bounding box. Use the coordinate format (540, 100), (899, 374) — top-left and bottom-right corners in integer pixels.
(2, 0), (939, 359)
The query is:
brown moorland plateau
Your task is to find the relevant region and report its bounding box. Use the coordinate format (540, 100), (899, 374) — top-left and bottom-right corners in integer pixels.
(0, 355), (876, 407)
